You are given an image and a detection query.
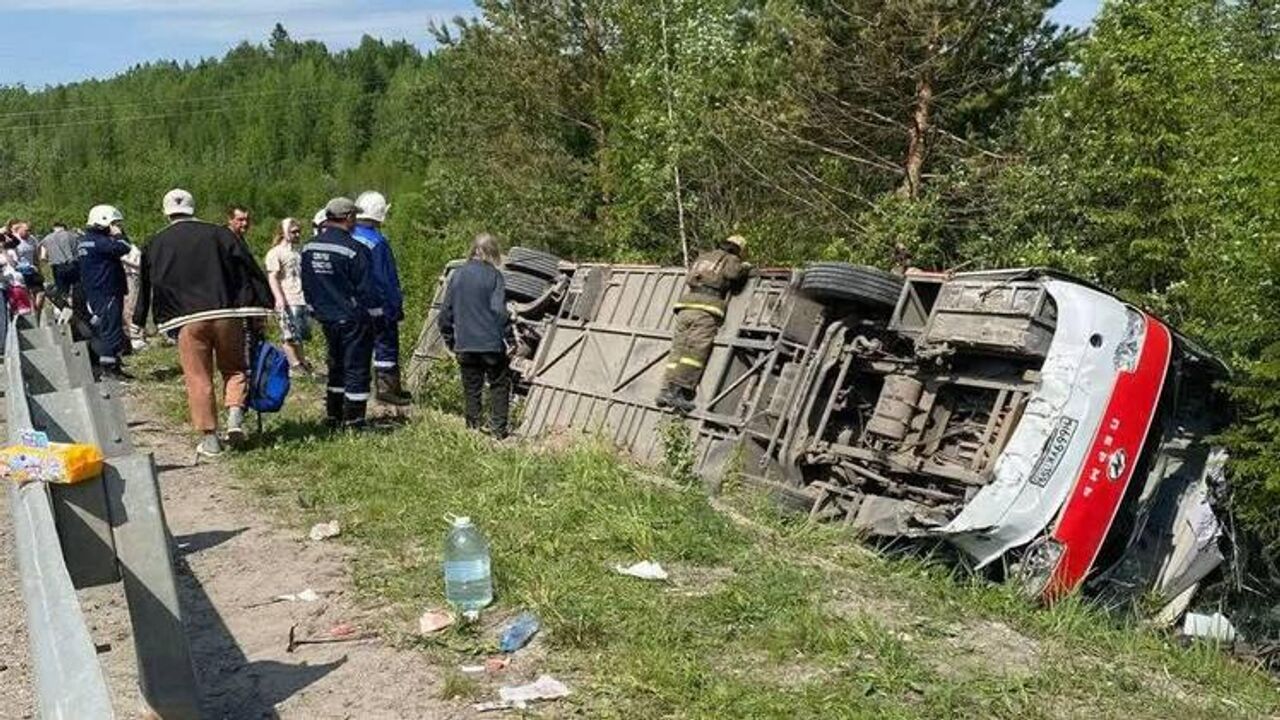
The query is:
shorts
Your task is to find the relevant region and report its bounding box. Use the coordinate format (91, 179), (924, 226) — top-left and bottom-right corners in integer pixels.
(18, 267), (44, 292)
(279, 305), (312, 342)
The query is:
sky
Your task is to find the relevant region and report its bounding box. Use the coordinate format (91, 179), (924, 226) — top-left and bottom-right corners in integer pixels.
(0, 0), (1104, 89)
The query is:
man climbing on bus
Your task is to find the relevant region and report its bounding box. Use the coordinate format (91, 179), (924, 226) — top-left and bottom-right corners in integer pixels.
(656, 235), (751, 415)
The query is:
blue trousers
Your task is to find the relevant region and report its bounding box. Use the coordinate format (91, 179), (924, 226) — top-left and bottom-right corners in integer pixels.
(322, 319), (374, 423)
(372, 316), (401, 372)
(87, 294), (126, 366)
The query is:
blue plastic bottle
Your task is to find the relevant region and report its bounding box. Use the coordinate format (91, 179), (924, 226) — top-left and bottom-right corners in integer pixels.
(443, 516), (493, 613)
(499, 612), (540, 653)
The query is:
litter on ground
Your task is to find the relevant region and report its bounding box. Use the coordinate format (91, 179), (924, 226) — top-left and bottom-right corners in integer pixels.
(329, 622), (358, 638)
(460, 658), (510, 674)
(286, 624), (374, 653)
(278, 588), (321, 603)
(308, 520), (342, 541)
(418, 608), (455, 635)
(1183, 612), (1239, 643)
(244, 587), (322, 608)
(614, 561), (669, 581)
(498, 612), (540, 653)
(474, 674), (571, 712)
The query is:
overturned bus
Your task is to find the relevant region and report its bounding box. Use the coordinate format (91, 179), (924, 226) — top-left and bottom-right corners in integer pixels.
(410, 252), (1231, 619)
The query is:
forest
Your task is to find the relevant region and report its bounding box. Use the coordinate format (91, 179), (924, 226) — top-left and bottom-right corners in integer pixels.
(2, 0), (1280, 554)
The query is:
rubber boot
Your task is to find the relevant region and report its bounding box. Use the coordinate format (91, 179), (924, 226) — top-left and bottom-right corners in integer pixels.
(101, 363), (135, 382)
(670, 387), (696, 416)
(655, 384), (678, 410)
(376, 370), (412, 406)
(325, 391), (343, 431)
(342, 399), (368, 430)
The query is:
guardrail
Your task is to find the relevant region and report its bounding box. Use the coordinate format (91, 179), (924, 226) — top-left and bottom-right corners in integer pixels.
(4, 316), (200, 719)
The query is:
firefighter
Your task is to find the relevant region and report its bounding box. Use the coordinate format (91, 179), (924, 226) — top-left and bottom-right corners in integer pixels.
(78, 205), (133, 380)
(301, 197), (381, 429)
(656, 235), (751, 414)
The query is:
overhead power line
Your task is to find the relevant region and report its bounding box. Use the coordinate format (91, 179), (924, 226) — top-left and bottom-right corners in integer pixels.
(0, 87), (330, 121)
(0, 83), (388, 134)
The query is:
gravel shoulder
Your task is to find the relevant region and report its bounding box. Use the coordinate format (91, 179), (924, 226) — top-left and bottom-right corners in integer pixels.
(125, 394), (451, 719)
(0, 391), (452, 720)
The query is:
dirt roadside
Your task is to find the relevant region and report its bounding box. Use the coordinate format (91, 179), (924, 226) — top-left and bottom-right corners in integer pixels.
(0, 475), (36, 719)
(1, 392), (459, 720)
(125, 394), (456, 719)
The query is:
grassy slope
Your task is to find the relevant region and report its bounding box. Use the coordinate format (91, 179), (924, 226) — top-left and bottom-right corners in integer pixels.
(129, 346), (1280, 719)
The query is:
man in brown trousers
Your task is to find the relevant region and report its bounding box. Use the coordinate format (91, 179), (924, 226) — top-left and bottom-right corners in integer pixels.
(656, 235), (750, 414)
(133, 189), (273, 458)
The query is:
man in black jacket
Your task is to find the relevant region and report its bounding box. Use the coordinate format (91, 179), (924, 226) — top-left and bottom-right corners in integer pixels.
(133, 188), (273, 458)
(301, 197), (381, 430)
(438, 233), (514, 439)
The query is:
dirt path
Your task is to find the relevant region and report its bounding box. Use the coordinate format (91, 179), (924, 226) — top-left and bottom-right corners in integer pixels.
(124, 395), (455, 719)
(1, 391), (458, 720)
(0, 483), (36, 719)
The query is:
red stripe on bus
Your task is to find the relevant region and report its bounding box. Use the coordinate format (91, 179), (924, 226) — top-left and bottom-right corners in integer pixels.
(1043, 314), (1172, 601)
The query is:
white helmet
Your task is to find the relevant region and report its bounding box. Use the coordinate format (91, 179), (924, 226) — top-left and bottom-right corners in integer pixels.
(312, 208), (328, 229)
(87, 204), (124, 229)
(355, 191), (389, 224)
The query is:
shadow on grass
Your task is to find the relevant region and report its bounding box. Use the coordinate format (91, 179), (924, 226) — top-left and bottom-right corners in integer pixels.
(139, 365), (185, 383)
(245, 414), (413, 449)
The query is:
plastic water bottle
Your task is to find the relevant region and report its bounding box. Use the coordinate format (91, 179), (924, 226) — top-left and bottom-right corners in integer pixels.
(499, 611), (540, 653)
(443, 516), (493, 614)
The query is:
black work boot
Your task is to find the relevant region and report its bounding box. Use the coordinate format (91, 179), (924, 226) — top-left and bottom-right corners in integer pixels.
(101, 363), (135, 382)
(325, 391), (344, 431)
(342, 399), (368, 431)
(375, 370), (413, 406)
(670, 387), (696, 415)
(655, 384), (678, 410)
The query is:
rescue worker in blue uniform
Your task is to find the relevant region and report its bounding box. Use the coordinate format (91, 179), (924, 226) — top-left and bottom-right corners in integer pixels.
(78, 204), (133, 380)
(301, 197), (381, 429)
(352, 191), (411, 406)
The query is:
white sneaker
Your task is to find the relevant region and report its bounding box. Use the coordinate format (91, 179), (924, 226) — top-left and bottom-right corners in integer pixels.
(196, 434), (223, 459)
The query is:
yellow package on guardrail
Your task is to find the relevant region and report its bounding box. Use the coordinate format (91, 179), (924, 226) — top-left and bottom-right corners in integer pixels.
(0, 431), (104, 485)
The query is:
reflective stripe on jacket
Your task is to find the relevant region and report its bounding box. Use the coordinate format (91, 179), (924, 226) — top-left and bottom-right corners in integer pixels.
(673, 247), (746, 317)
(300, 227), (381, 325)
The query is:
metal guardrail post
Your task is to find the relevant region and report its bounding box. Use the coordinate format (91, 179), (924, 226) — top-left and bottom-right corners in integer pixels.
(6, 315), (202, 719)
(4, 318), (115, 720)
(104, 453), (201, 719)
(17, 325), (120, 587)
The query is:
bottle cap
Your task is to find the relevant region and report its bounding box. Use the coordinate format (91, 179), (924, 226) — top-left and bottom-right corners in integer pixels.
(446, 514), (472, 527)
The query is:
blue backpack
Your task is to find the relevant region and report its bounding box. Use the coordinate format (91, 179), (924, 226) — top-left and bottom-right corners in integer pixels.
(248, 338), (291, 414)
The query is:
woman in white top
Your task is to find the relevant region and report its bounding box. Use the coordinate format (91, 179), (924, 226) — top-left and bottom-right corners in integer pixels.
(4, 220), (45, 317)
(264, 218), (313, 372)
